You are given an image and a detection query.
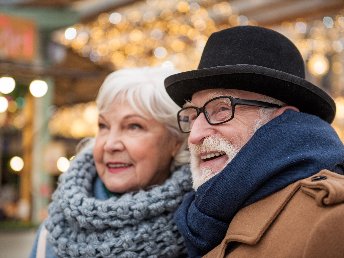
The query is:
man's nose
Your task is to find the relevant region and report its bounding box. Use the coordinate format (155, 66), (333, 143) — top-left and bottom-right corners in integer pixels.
(188, 113), (214, 145)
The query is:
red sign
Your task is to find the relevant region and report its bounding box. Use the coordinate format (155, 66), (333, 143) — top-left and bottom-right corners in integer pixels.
(0, 14), (37, 62)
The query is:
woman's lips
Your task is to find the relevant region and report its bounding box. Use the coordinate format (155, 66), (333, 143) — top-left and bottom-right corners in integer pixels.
(106, 162), (132, 173)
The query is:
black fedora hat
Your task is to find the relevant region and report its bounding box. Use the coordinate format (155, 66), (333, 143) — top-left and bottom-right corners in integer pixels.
(165, 25), (336, 123)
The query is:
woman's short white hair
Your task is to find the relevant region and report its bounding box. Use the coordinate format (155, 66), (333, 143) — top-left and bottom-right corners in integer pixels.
(95, 65), (190, 169)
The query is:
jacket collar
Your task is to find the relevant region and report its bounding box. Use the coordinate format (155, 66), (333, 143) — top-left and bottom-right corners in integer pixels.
(203, 181), (301, 258)
(225, 180), (300, 245)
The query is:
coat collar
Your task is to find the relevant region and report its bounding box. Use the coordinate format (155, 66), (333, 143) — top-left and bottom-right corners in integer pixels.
(226, 180), (300, 245)
(203, 181), (301, 258)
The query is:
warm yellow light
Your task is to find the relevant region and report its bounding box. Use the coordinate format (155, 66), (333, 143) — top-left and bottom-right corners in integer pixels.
(29, 80), (48, 98)
(308, 54), (329, 76)
(10, 156), (24, 172)
(65, 27), (77, 40)
(57, 157), (70, 173)
(109, 12), (122, 24)
(0, 96), (8, 113)
(0, 76), (15, 94)
(129, 29), (143, 42)
(177, 1), (190, 13)
(53, 0), (248, 71)
(83, 104), (98, 124)
(154, 47), (167, 59)
(171, 39), (186, 52)
(335, 97), (344, 120)
(7, 100), (17, 113)
(332, 61), (343, 74)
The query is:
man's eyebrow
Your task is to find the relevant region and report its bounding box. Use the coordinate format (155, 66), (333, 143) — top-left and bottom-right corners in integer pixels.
(182, 91), (224, 108)
(183, 100), (194, 108)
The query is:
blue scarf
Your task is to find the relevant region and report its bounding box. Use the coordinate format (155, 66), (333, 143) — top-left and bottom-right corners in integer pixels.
(174, 110), (344, 257)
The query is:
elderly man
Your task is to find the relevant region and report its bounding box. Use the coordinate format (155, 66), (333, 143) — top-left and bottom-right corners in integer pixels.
(165, 26), (344, 258)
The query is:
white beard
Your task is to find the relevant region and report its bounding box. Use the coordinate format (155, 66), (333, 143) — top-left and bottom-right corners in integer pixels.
(189, 135), (240, 190)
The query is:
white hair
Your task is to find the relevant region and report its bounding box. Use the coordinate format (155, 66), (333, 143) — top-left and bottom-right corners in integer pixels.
(95, 65), (190, 168)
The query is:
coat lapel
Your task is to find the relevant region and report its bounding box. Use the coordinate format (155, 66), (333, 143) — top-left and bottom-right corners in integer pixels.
(226, 181), (300, 244)
(204, 181), (300, 258)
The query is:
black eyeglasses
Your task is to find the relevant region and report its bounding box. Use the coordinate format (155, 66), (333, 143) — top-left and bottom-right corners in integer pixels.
(177, 96), (282, 133)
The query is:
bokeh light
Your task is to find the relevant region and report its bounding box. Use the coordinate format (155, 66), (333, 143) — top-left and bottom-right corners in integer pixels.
(29, 80), (48, 98)
(0, 76), (15, 94)
(57, 157), (70, 173)
(10, 156), (24, 172)
(0, 96), (9, 113)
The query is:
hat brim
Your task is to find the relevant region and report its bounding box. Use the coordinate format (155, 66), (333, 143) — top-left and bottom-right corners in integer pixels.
(165, 64), (336, 123)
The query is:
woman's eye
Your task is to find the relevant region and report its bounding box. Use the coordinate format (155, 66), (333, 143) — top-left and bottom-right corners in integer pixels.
(128, 123), (143, 130)
(98, 122), (107, 129)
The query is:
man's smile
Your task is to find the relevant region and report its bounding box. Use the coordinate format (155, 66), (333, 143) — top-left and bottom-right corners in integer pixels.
(200, 151), (227, 162)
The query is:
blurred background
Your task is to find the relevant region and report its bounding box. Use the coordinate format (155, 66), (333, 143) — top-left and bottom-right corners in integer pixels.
(0, 0), (344, 256)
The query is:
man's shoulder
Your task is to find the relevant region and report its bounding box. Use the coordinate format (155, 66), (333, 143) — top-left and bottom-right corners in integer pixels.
(296, 170), (344, 258)
(299, 169), (344, 207)
(275, 169), (344, 231)
(204, 170), (344, 258)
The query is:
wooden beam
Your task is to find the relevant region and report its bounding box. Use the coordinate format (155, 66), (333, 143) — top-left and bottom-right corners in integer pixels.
(0, 61), (106, 79)
(0, 6), (80, 31)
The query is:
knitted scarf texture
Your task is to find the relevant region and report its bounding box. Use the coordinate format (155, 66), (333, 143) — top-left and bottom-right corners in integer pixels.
(175, 110), (344, 257)
(45, 148), (192, 258)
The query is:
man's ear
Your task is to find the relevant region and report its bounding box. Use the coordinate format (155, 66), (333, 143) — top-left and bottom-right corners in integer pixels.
(271, 105), (299, 119)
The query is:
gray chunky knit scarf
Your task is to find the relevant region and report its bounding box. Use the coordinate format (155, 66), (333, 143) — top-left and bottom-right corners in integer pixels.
(45, 148), (192, 258)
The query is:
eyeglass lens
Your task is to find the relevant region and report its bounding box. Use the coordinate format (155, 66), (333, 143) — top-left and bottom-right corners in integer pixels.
(178, 97), (233, 132)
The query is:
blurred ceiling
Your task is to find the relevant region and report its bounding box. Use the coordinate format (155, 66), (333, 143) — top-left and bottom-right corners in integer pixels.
(2, 0), (343, 25)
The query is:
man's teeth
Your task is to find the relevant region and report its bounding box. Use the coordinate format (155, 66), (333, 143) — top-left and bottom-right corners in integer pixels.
(108, 163), (131, 168)
(201, 152), (225, 160)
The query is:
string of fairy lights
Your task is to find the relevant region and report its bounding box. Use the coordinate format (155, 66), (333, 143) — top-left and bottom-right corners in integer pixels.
(54, 0), (245, 71)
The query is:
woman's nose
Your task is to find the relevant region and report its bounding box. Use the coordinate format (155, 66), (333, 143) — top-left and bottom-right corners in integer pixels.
(104, 133), (125, 152)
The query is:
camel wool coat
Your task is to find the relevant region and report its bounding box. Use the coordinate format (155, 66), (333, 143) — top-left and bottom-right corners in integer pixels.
(204, 170), (344, 258)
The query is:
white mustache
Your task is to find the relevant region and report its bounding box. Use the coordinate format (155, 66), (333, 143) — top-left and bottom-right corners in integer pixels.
(189, 135), (236, 157)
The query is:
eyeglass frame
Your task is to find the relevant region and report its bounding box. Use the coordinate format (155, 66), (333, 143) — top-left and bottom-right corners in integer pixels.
(177, 95), (282, 133)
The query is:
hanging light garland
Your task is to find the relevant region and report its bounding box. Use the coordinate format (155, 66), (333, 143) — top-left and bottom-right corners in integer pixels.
(53, 0), (252, 71)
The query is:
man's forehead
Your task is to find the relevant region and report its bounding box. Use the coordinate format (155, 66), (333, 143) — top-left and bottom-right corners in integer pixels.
(187, 88), (254, 105)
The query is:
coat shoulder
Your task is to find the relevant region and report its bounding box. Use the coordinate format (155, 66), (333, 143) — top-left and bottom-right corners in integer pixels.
(204, 170), (344, 258)
(303, 202), (344, 258)
(300, 170), (344, 258)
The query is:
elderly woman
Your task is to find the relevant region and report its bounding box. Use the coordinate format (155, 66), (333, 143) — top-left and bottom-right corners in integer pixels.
(30, 66), (192, 258)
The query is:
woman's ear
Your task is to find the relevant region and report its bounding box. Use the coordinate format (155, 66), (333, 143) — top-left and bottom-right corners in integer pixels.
(171, 141), (182, 157)
(271, 105), (299, 119)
